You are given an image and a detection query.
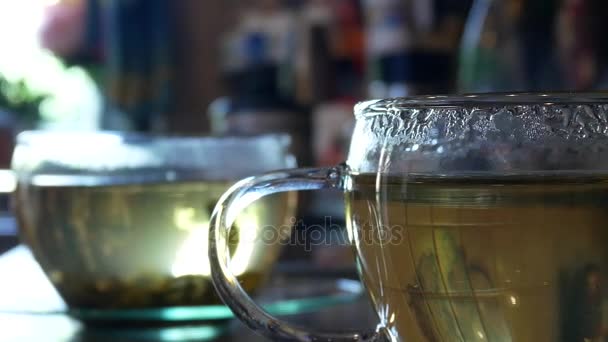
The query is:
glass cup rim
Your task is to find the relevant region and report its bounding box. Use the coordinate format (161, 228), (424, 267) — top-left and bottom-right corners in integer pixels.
(15, 130), (292, 147)
(355, 92), (608, 117)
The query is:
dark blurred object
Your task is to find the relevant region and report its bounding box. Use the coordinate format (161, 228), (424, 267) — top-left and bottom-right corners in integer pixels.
(294, 0), (365, 105)
(41, 0), (173, 131)
(459, 0), (608, 92)
(100, 0), (173, 131)
(221, 2), (295, 95)
(293, 1), (363, 166)
(213, 4), (313, 166)
(363, 0), (471, 98)
(0, 216), (17, 255)
(169, 1), (236, 133)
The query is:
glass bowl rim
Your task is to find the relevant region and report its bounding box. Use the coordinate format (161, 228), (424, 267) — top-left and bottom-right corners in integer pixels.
(15, 131), (292, 146)
(355, 92), (608, 116)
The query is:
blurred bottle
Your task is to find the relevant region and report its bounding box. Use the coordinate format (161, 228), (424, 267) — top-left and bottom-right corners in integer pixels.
(213, 1), (312, 166)
(459, 0), (608, 92)
(296, 0), (362, 168)
(294, 0), (365, 105)
(363, 0), (470, 98)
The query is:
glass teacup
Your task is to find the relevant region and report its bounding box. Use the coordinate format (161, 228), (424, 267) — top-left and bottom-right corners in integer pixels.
(11, 132), (296, 312)
(210, 93), (608, 341)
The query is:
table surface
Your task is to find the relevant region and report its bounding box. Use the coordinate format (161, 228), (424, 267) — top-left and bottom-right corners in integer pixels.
(0, 245), (378, 342)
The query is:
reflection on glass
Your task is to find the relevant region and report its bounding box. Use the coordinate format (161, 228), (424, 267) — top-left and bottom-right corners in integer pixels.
(171, 207), (258, 278)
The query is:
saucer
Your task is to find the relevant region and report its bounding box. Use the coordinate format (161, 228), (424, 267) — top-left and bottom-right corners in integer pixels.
(0, 246), (363, 323)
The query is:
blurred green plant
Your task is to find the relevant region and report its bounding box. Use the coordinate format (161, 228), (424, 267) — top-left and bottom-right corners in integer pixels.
(0, 74), (49, 124)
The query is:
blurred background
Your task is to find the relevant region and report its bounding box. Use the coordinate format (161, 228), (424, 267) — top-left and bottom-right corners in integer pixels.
(1, 1), (608, 340)
(0, 0), (607, 274)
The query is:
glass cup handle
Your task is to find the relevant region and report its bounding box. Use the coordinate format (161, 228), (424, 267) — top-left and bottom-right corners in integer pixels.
(209, 166), (386, 341)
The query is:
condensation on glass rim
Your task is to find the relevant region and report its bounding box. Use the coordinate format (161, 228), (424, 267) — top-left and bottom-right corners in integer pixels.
(349, 93), (608, 175)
